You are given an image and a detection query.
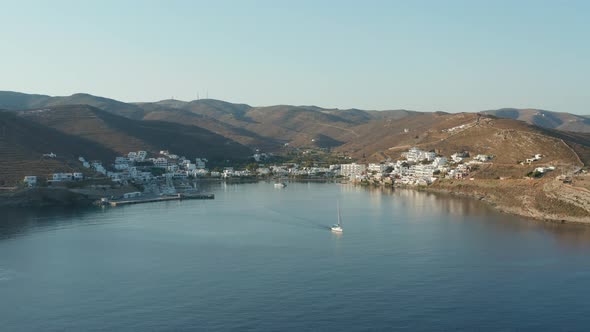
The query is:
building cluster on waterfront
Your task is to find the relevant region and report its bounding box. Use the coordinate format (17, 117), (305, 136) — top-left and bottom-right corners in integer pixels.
(21, 148), (345, 190)
(338, 147), (496, 186)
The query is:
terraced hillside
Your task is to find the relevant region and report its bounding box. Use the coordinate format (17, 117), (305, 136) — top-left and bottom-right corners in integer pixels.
(0, 111), (117, 186)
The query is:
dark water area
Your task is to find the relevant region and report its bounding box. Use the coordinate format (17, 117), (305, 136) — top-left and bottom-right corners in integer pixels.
(1, 182), (590, 331)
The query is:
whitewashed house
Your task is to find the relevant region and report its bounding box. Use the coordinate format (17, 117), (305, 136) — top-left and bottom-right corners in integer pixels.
(195, 158), (207, 169)
(136, 151), (147, 161)
(23, 176), (37, 187)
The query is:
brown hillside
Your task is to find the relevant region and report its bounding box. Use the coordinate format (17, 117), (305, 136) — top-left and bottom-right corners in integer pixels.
(139, 103), (280, 150)
(0, 111), (118, 186)
(146, 99), (417, 151)
(17, 105), (252, 161)
(338, 113), (589, 180)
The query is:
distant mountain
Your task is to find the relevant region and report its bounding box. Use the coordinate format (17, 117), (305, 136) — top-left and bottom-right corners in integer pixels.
(0, 91), (146, 119)
(1, 91), (589, 171)
(144, 98), (418, 150)
(0, 91), (52, 110)
(482, 108), (590, 133)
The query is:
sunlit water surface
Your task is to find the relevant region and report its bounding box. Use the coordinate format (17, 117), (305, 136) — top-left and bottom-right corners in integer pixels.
(1, 182), (590, 331)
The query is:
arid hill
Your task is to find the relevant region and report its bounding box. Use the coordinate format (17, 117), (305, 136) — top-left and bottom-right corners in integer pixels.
(145, 98), (418, 150)
(341, 112), (590, 169)
(0, 111), (118, 186)
(0, 91), (146, 119)
(2, 91), (589, 172)
(482, 108), (590, 133)
(17, 105), (252, 162)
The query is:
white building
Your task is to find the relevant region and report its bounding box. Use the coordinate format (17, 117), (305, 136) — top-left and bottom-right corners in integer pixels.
(195, 158), (207, 169)
(368, 163), (386, 173)
(257, 168), (271, 175)
(432, 156), (448, 168)
(136, 151), (147, 161)
(123, 192), (142, 199)
(340, 163), (366, 177)
(91, 161), (106, 175)
(535, 166), (555, 174)
(154, 158), (168, 168)
(409, 164), (436, 178)
(451, 152), (468, 163)
(270, 166), (289, 176)
(51, 173), (72, 182)
(23, 176), (37, 187)
(191, 169), (208, 177)
(402, 147), (436, 163)
(526, 154), (543, 164)
(474, 154), (491, 162)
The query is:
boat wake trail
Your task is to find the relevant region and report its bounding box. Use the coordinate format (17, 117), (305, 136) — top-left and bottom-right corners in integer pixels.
(266, 207), (330, 230)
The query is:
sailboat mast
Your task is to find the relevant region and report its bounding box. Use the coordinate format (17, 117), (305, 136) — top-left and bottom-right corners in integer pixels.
(337, 201), (342, 226)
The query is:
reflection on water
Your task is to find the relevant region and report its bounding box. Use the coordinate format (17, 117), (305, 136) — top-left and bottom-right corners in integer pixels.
(0, 207), (106, 240)
(358, 185), (590, 249)
(2, 183), (590, 249)
(1, 181), (590, 331)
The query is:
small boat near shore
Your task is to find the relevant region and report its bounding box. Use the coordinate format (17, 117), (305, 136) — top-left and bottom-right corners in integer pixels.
(274, 182), (287, 188)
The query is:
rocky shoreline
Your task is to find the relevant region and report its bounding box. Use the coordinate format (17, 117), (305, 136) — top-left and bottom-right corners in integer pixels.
(413, 179), (590, 224)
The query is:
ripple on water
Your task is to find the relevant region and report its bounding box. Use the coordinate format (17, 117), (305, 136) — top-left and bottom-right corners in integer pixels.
(0, 268), (16, 282)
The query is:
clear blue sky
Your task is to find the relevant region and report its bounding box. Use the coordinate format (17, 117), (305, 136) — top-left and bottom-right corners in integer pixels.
(1, 0), (588, 113)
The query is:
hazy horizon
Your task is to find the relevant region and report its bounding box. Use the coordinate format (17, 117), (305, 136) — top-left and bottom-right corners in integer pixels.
(1, 0), (589, 114)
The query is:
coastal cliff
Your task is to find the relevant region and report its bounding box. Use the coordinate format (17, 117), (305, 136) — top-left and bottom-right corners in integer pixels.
(426, 176), (590, 223)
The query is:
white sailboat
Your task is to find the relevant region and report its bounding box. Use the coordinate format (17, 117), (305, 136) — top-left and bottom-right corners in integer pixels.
(274, 182), (287, 188)
(331, 202), (343, 233)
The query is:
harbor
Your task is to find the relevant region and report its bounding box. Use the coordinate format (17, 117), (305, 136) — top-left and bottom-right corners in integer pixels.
(102, 192), (214, 207)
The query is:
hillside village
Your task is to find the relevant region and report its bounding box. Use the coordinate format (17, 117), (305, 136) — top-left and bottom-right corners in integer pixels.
(19, 144), (563, 199)
(1, 92), (589, 220)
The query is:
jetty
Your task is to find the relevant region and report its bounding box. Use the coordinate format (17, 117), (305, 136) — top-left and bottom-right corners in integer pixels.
(104, 193), (214, 207)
